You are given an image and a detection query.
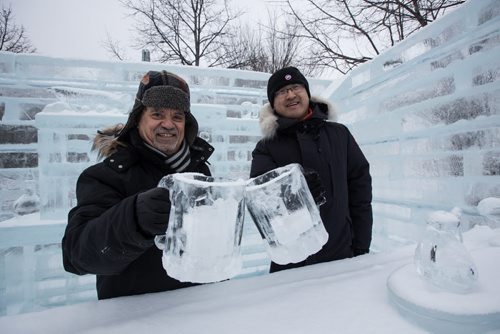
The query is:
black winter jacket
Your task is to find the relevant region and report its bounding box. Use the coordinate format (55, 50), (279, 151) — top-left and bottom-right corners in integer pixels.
(250, 97), (372, 273)
(62, 128), (213, 299)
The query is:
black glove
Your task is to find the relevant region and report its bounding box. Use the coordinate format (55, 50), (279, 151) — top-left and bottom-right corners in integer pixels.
(302, 168), (327, 206)
(136, 187), (171, 238)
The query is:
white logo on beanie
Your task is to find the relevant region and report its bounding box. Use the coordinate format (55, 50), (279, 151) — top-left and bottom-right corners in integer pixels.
(285, 74), (292, 80)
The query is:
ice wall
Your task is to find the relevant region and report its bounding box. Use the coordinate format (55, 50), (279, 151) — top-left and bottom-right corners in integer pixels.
(0, 54), (331, 220)
(327, 0), (500, 249)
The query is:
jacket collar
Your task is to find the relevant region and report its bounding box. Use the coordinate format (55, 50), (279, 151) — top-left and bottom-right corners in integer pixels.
(259, 96), (338, 139)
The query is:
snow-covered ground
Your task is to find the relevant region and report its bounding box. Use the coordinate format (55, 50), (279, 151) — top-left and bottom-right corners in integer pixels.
(0, 224), (499, 333)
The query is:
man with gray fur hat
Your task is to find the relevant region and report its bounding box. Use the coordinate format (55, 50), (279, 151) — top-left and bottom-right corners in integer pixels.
(62, 70), (214, 299)
(250, 67), (373, 273)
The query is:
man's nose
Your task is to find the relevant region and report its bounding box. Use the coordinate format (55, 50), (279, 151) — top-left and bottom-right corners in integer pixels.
(160, 116), (175, 128)
(284, 88), (296, 97)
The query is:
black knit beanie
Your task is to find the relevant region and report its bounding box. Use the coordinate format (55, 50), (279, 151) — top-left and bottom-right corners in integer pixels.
(117, 70), (199, 145)
(267, 67), (311, 108)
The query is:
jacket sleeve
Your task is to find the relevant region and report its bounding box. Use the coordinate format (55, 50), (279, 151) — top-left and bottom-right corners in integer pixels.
(199, 161), (212, 177)
(250, 139), (278, 178)
(346, 128), (373, 254)
(62, 168), (154, 276)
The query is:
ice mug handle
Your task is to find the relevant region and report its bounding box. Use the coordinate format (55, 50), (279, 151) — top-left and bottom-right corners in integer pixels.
(154, 234), (166, 250)
(155, 175), (174, 251)
(158, 174), (175, 190)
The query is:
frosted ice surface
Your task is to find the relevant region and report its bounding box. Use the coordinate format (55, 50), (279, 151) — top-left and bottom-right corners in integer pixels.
(351, 70), (370, 88)
(163, 197), (243, 283)
(381, 77), (455, 112)
(414, 210), (478, 293)
(49, 86), (132, 113)
(477, 197), (500, 228)
(270, 208), (314, 244)
(182, 198), (238, 256)
(477, 197), (500, 216)
(401, 41), (432, 62)
(245, 164), (329, 264)
(265, 224), (329, 265)
(39, 101), (72, 113)
(159, 173), (245, 283)
(388, 240), (500, 334)
(240, 101), (260, 119)
(13, 189), (40, 215)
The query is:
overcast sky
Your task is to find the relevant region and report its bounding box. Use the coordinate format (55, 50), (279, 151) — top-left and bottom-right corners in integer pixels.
(8, 0), (275, 63)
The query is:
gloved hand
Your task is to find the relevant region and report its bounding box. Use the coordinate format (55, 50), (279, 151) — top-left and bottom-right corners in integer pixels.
(302, 168), (327, 206)
(136, 187), (171, 238)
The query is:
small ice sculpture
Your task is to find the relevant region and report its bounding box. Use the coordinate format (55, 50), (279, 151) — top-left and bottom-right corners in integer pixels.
(477, 197), (500, 228)
(155, 173), (246, 283)
(13, 181), (40, 216)
(478, 197), (500, 247)
(414, 209), (478, 293)
(245, 163), (328, 264)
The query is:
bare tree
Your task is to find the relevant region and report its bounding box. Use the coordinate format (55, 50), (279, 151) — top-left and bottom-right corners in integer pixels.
(120, 0), (241, 66)
(214, 24), (268, 70)
(284, 0), (465, 75)
(217, 12), (313, 74)
(0, 4), (36, 53)
(102, 31), (127, 61)
(264, 13), (303, 73)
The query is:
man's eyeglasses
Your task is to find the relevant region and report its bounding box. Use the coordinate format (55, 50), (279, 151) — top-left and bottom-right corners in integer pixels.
(275, 84), (305, 98)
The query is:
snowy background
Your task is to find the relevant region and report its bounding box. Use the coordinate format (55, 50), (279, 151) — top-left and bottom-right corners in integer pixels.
(0, 0), (499, 332)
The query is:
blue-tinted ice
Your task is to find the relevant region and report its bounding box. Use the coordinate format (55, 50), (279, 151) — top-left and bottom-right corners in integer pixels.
(414, 210), (478, 293)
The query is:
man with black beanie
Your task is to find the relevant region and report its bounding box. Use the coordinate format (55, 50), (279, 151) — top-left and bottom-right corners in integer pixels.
(250, 66), (373, 273)
(62, 70), (214, 299)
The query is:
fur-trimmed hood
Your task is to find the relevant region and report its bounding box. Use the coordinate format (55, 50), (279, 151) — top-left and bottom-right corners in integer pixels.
(91, 124), (127, 160)
(259, 96), (338, 139)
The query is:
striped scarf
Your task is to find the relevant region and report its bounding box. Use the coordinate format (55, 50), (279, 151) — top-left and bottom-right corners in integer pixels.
(144, 140), (191, 172)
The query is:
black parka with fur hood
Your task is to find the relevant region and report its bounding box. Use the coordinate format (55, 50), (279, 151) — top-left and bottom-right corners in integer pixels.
(250, 97), (373, 273)
(62, 125), (213, 299)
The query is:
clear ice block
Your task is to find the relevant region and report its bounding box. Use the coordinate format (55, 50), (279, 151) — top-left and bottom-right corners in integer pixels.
(156, 173), (246, 283)
(414, 210), (478, 293)
(245, 163), (329, 265)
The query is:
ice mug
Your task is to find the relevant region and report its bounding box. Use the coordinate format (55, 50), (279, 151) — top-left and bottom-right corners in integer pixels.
(155, 173), (246, 283)
(245, 163), (329, 264)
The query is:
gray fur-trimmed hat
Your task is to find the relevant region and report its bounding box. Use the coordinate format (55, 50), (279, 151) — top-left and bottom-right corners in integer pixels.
(117, 70), (199, 145)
